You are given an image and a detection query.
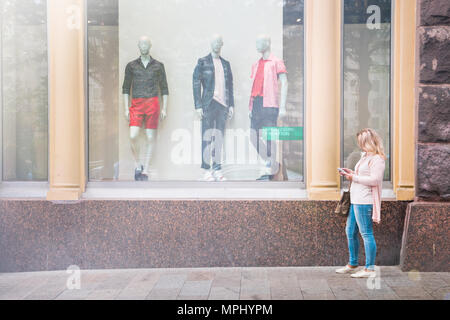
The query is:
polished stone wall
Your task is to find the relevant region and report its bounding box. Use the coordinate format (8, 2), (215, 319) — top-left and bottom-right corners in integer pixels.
(0, 200), (408, 273)
(400, 202), (449, 272)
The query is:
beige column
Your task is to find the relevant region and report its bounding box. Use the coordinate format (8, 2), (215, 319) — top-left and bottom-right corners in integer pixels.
(47, 0), (86, 201)
(393, 0), (416, 201)
(305, 0), (342, 200)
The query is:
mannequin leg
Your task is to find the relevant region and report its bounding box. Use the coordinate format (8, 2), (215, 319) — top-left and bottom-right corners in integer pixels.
(143, 129), (157, 175)
(202, 108), (215, 170)
(212, 107), (227, 171)
(129, 126), (142, 168)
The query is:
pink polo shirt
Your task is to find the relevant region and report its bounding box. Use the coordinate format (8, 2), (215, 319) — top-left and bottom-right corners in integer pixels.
(249, 53), (287, 111)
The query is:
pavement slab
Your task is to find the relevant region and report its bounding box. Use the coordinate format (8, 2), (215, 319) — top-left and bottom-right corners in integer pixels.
(0, 266), (447, 300)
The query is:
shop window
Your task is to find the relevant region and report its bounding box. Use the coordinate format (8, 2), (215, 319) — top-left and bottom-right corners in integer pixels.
(87, 0), (304, 183)
(0, 0), (48, 182)
(342, 0), (392, 181)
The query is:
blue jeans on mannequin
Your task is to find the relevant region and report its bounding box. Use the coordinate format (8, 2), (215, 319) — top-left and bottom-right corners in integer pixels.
(346, 204), (377, 270)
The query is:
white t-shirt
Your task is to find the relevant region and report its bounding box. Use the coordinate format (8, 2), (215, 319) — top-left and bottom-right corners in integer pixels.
(212, 57), (227, 107)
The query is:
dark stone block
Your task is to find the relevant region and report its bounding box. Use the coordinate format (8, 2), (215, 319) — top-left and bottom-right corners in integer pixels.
(418, 86), (450, 143)
(419, 26), (450, 84)
(400, 202), (449, 272)
(417, 144), (450, 200)
(420, 0), (450, 26)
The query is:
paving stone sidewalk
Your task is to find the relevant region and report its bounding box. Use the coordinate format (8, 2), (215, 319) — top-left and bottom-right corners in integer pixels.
(0, 266), (448, 300)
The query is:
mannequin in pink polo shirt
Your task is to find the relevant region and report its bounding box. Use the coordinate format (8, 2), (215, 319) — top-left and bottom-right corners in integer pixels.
(249, 35), (289, 181)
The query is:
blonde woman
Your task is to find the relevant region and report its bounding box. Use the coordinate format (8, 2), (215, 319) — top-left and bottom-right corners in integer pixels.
(336, 128), (386, 278)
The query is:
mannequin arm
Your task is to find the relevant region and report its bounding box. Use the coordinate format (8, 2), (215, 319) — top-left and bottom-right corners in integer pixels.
(123, 94), (130, 121)
(279, 73), (288, 117)
(228, 107), (234, 120)
(160, 95), (169, 121)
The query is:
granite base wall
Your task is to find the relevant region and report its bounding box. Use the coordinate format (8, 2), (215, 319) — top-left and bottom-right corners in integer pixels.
(0, 200), (410, 273)
(400, 202), (449, 272)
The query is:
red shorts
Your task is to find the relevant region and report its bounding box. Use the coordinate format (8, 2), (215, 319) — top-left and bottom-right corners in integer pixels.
(129, 97), (160, 129)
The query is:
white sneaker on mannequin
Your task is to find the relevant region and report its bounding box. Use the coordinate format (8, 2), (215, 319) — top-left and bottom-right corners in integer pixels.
(202, 170), (215, 182)
(213, 170), (227, 182)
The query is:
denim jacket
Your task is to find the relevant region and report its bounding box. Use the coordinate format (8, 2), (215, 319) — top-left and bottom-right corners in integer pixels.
(193, 54), (234, 110)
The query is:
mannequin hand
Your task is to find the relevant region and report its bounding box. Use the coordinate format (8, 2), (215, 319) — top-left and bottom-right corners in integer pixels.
(160, 108), (167, 121)
(279, 108), (287, 118)
(196, 109), (204, 120)
(125, 109), (130, 122)
(249, 111), (253, 119)
(228, 107), (234, 120)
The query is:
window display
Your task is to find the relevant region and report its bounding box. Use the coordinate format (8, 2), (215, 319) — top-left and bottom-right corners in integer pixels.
(88, 0), (304, 183)
(249, 35), (288, 181)
(122, 36), (169, 181)
(193, 34), (234, 181)
(1, 0), (48, 182)
(343, 0), (392, 181)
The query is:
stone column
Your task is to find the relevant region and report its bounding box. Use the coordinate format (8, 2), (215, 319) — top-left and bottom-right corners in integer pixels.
(400, 0), (450, 272)
(415, 0), (450, 201)
(47, 0), (86, 201)
(305, 0), (341, 200)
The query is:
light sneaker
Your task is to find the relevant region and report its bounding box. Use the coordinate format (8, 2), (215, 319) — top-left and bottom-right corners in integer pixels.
(213, 170), (227, 182)
(336, 265), (359, 274)
(351, 269), (376, 278)
(202, 170), (215, 182)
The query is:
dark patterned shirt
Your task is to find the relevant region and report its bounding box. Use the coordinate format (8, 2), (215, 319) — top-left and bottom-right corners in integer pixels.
(122, 57), (169, 98)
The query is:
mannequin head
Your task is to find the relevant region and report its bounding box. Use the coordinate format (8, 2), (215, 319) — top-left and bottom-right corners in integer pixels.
(256, 34), (271, 54)
(210, 34), (224, 55)
(138, 36), (152, 56)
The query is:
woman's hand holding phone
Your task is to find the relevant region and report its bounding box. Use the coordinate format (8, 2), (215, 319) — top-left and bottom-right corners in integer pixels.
(338, 168), (354, 181)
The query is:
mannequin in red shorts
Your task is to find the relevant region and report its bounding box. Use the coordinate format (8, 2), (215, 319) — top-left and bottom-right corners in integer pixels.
(122, 36), (169, 181)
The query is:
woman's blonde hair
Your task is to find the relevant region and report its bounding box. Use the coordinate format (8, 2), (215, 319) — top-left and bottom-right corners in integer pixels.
(356, 128), (387, 160)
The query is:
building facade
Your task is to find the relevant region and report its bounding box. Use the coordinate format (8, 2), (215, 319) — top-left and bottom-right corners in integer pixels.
(0, 0), (447, 273)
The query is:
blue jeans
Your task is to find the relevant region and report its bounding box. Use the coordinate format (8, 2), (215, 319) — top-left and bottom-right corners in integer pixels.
(346, 204), (377, 270)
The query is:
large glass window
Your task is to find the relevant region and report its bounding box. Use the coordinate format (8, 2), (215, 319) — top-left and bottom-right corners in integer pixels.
(343, 0), (392, 181)
(1, 0), (48, 182)
(88, 0), (304, 183)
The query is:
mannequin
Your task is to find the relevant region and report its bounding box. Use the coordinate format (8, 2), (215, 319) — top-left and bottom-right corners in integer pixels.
(122, 36), (169, 181)
(193, 34), (235, 181)
(249, 34), (288, 181)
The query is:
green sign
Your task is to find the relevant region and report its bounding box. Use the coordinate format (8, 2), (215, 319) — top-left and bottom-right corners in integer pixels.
(262, 127), (304, 141)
